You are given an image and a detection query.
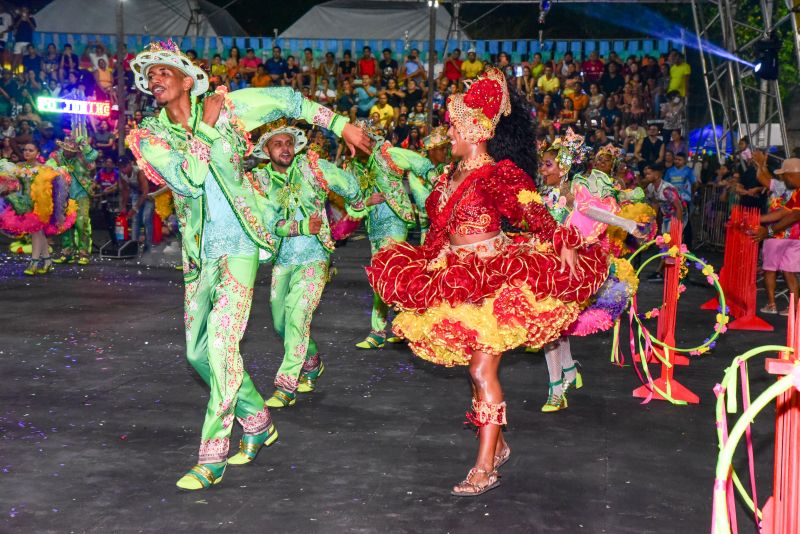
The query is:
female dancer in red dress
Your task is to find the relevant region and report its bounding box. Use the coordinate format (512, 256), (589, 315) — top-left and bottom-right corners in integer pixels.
(367, 68), (608, 496)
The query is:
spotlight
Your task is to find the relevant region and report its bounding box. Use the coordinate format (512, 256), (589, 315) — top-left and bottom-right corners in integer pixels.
(538, 0), (552, 24)
(754, 35), (780, 80)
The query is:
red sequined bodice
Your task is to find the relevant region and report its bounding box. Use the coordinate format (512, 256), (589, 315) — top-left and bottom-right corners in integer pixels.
(425, 159), (558, 243)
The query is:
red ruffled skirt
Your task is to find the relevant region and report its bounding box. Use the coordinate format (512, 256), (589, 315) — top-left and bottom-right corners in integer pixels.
(366, 233), (609, 366)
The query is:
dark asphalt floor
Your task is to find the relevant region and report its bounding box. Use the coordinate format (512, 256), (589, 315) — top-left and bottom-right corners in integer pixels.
(0, 233), (792, 533)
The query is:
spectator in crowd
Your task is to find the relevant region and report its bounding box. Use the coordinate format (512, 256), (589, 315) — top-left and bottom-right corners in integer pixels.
(298, 47), (316, 92)
(240, 48), (263, 85)
(22, 44), (42, 75)
(370, 91), (395, 131)
(16, 102), (41, 126)
(559, 96), (578, 130)
(748, 152), (799, 314)
(93, 58), (114, 100)
(265, 46), (287, 84)
(734, 158), (766, 210)
(284, 55), (301, 87)
(337, 79), (357, 122)
(11, 7), (36, 70)
(403, 78), (424, 110)
(338, 49), (356, 85)
(600, 61), (624, 95)
(497, 51), (514, 78)
(35, 121), (58, 156)
(226, 46), (243, 88)
(318, 52), (338, 88)
(556, 51), (577, 80)
(385, 77), (405, 109)
(357, 46), (378, 83)
(355, 74), (377, 118)
(407, 100), (428, 134)
(527, 52), (544, 80)
(251, 64), (272, 88)
(402, 49), (426, 84)
(583, 82), (605, 126)
(59, 43), (79, 81)
(581, 50), (604, 83)
(95, 155), (121, 248)
(393, 113), (410, 144)
(643, 162), (685, 281)
(661, 91), (685, 143)
(210, 53), (227, 82)
(537, 64), (560, 99)
(119, 156), (153, 254)
(599, 95), (623, 139)
(0, 136), (14, 160)
(666, 129), (688, 156)
(668, 51), (691, 98)
(635, 123), (665, 169)
(444, 48), (463, 84)
(461, 49), (483, 79)
(535, 93), (557, 137)
(379, 48), (398, 87)
(516, 65), (535, 97)
(14, 120), (34, 148)
(664, 151), (695, 204)
(93, 119), (116, 156)
(87, 42), (110, 71)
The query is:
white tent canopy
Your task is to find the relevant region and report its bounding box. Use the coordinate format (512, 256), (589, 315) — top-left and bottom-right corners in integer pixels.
(280, 0), (467, 40)
(34, 0), (245, 37)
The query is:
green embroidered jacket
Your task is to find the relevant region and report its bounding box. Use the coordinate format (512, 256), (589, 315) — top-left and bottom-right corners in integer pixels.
(346, 141), (434, 230)
(126, 87), (347, 282)
(252, 151), (366, 264)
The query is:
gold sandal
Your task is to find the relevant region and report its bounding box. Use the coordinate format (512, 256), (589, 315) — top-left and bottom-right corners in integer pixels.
(451, 467), (501, 497)
(494, 445), (511, 469)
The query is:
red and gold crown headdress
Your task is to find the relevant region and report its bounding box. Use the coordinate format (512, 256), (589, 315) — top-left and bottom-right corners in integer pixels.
(446, 67), (511, 144)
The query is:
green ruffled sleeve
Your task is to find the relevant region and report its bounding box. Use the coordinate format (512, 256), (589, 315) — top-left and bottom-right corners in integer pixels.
(386, 146), (434, 211)
(317, 158), (367, 218)
(227, 87), (348, 136)
(130, 129), (205, 198)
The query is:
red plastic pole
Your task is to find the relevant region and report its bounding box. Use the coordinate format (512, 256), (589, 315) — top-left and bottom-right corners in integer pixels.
(702, 206), (774, 331)
(762, 296), (799, 533)
(633, 219), (699, 404)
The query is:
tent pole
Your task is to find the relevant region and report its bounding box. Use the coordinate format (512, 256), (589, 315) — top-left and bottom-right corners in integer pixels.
(116, 0), (126, 159)
(427, 1), (437, 133)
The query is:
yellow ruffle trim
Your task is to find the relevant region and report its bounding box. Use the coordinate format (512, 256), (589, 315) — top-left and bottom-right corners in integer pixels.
(393, 284), (580, 367)
(606, 202), (656, 253)
(29, 166), (60, 224)
(154, 189), (174, 221)
(611, 256), (639, 294)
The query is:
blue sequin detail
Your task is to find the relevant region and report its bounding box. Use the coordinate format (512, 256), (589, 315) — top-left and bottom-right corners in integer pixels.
(201, 172), (256, 259)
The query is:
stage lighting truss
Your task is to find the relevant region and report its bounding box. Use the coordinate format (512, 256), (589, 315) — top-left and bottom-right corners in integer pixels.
(691, 0), (800, 162)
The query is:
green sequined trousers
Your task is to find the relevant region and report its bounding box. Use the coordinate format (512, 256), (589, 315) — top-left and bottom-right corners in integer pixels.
(270, 260), (328, 393)
(184, 254), (272, 464)
(59, 196), (92, 255)
(369, 231), (407, 333)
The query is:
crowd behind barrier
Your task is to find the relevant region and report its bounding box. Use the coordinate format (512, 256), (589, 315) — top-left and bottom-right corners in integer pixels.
(4, 8), (797, 298)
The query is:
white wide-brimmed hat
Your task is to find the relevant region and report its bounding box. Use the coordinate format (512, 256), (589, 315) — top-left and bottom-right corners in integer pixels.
(775, 158), (800, 175)
(131, 39), (209, 97)
(253, 119), (308, 160)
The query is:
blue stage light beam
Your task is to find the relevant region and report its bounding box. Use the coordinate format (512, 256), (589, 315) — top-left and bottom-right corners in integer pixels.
(564, 3), (755, 69)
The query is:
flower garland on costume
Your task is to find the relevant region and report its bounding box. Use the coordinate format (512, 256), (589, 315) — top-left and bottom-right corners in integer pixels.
(305, 150), (330, 194)
(215, 86), (254, 158)
(610, 233), (729, 405)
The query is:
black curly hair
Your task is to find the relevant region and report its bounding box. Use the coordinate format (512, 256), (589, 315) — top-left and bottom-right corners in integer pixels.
(487, 76), (538, 179)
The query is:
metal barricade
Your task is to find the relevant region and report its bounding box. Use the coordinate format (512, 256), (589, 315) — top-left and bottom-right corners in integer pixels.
(696, 183), (738, 250)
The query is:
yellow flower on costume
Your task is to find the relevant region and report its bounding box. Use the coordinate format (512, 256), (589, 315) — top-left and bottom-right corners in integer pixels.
(667, 245), (679, 257)
(662, 233), (672, 244)
(702, 264), (715, 276)
(716, 313), (729, 325)
(517, 189), (543, 205)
